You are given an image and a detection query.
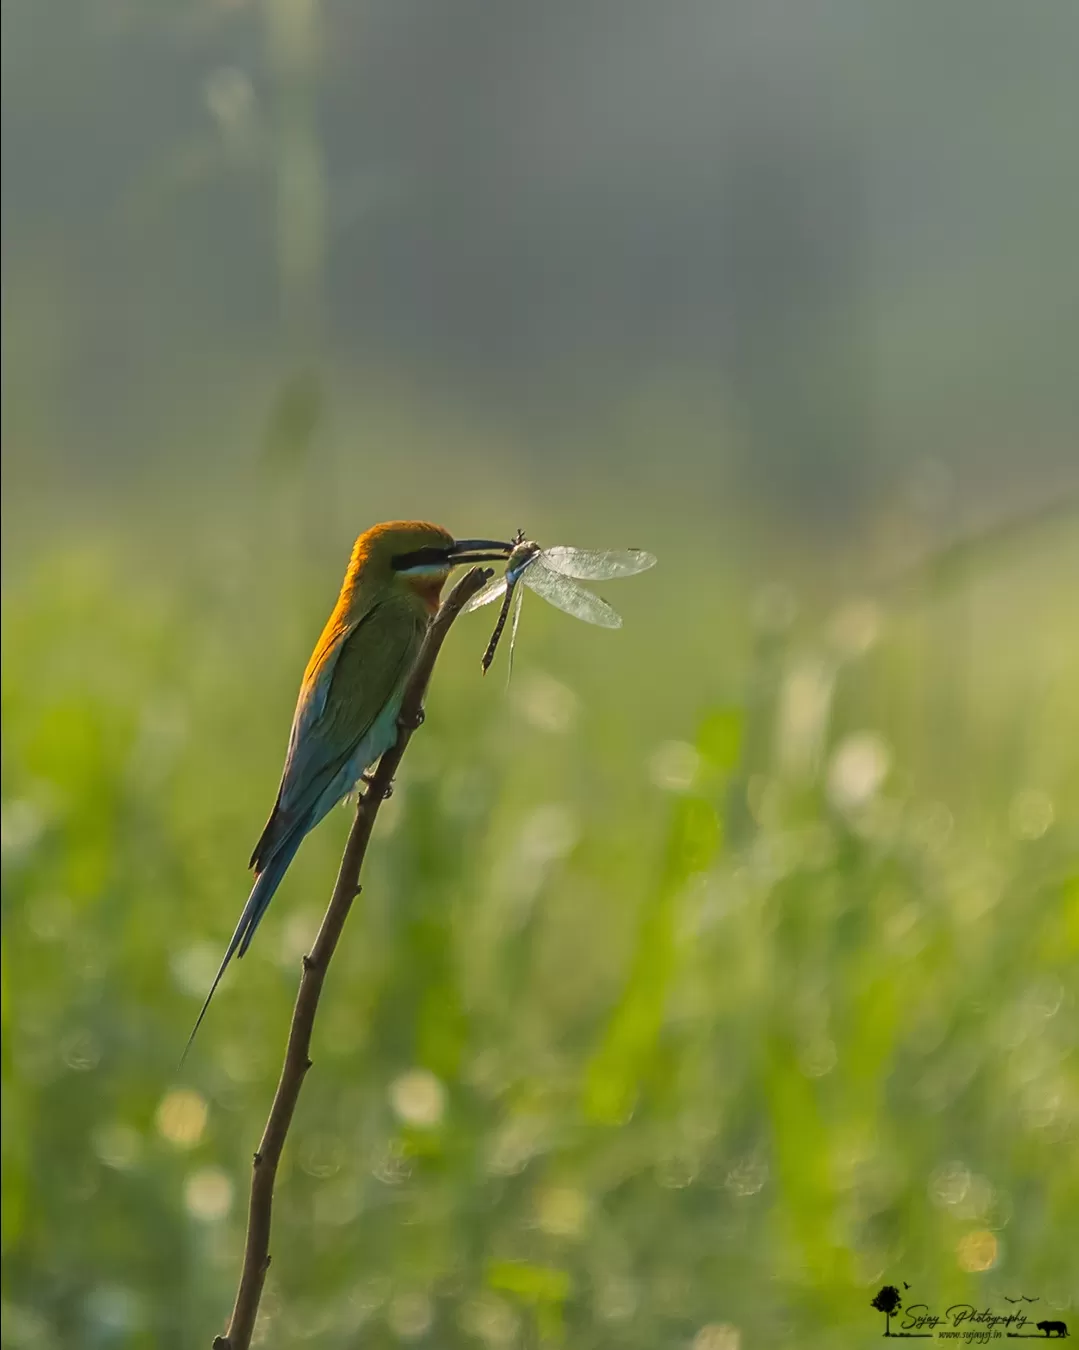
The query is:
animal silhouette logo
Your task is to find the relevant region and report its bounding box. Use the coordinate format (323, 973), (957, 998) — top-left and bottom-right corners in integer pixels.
(1036, 1321), (1069, 1339)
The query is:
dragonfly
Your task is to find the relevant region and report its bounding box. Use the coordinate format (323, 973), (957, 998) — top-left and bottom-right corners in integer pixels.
(466, 532), (657, 676)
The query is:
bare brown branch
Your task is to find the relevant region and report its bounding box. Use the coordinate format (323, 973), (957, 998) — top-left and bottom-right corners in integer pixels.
(213, 565), (492, 1350)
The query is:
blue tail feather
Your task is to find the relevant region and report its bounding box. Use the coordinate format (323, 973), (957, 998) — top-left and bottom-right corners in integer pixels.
(181, 827), (306, 1063)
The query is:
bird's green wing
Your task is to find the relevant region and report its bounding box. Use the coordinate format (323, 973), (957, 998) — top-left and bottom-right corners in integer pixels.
(313, 602), (423, 756)
(251, 600), (425, 868)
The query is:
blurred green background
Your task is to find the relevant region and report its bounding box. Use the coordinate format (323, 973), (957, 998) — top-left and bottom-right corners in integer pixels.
(2, 3), (1078, 1347)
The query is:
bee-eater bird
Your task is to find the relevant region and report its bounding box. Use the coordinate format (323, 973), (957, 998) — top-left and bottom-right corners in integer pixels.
(184, 522), (512, 1056)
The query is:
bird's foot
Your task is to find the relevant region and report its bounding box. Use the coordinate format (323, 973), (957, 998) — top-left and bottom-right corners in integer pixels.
(360, 770), (393, 800)
(397, 706), (425, 733)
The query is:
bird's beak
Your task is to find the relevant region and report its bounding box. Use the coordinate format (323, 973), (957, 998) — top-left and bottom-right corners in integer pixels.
(448, 538), (515, 565)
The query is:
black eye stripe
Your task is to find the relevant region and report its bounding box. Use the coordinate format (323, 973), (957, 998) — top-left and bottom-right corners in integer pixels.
(392, 546), (450, 571)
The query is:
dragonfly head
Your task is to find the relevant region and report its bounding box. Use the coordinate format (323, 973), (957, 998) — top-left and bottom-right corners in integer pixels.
(506, 539), (541, 582)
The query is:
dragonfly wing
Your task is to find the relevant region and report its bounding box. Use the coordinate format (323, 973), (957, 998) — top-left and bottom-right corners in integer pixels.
(465, 575), (509, 611)
(538, 546), (657, 581)
(524, 560), (622, 627)
(505, 584), (525, 687)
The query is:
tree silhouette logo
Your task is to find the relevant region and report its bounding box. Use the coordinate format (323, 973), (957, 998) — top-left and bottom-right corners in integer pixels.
(868, 1282), (1067, 1339)
(872, 1286), (903, 1337)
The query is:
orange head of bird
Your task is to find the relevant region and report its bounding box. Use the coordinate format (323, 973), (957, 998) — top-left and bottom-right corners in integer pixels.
(346, 521), (513, 615)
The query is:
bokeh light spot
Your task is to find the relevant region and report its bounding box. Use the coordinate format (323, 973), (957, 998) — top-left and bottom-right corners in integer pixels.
(595, 1275), (638, 1321)
(26, 891), (73, 940)
(184, 1166), (234, 1222)
(799, 1037), (837, 1078)
(929, 1160), (970, 1208)
(170, 942), (223, 998)
(62, 1030), (102, 1073)
(692, 1322), (741, 1350)
(156, 1089), (208, 1149)
(518, 804), (579, 866)
(649, 740), (701, 792)
(1, 798), (48, 863)
(298, 1131), (344, 1179)
(956, 1229), (998, 1272)
(513, 670), (579, 734)
(85, 1285), (143, 1334)
(458, 1294), (518, 1347)
(93, 1122), (142, 1171)
(389, 1068), (446, 1128)
(725, 1155), (768, 1197)
(278, 908), (320, 966)
(486, 1113), (546, 1176)
(387, 1291), (433, 1340)
(535, 1185), (589, 1238)
(778, 658), (834, 778)
(1009, 788), (1054, 840)
(827, 732), (891, 812)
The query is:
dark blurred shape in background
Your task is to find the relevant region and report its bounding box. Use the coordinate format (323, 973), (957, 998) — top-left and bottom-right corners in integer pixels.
(4, 1), (1077, 518)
